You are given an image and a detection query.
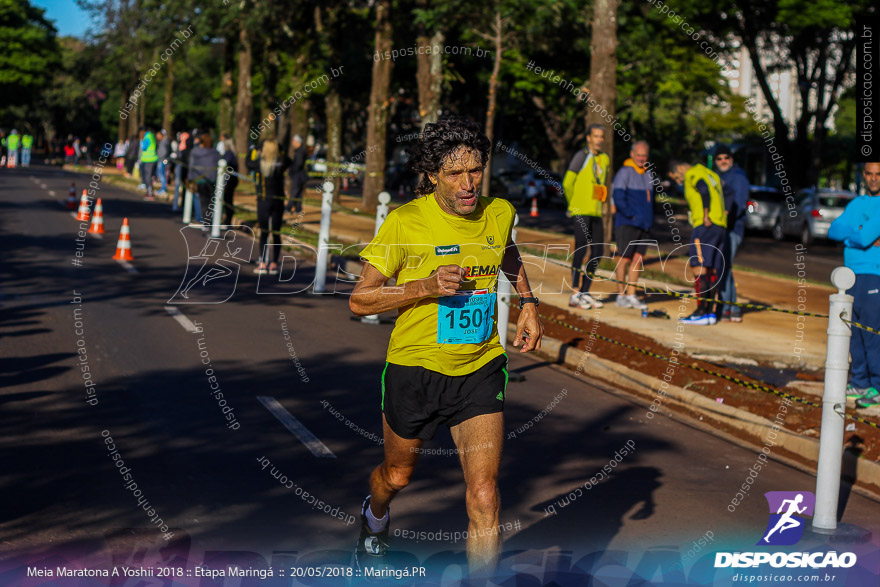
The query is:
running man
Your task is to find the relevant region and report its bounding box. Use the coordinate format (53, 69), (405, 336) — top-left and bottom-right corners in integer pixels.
(350, 115), (543, 577)
(669, 158), (728, 325)
(563, 124), (610, 309)
(762, 494), (807, 543)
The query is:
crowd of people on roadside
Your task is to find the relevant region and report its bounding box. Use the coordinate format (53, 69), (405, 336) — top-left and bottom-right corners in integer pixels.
(562, 124), (751, 325)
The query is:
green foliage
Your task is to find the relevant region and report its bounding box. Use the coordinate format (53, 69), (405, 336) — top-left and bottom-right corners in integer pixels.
(0, 0), (59, 115)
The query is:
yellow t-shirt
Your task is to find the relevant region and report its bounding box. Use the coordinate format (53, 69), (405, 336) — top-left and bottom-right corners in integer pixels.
(360, 193), (516, 376)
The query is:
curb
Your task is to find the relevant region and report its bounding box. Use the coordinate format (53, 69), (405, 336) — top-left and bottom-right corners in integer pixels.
(507, 324), (880, 496)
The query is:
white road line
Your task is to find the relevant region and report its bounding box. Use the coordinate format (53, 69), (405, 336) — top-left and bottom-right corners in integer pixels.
(48, 190), (55, 196)
(164, 306), (201, 333)
(39, 184), (47, 189)
(115, 259), (138, 273)
(257, 396), (336, 459)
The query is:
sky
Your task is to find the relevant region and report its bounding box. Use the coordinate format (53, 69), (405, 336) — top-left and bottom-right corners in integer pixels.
(31, 0), (94, 39)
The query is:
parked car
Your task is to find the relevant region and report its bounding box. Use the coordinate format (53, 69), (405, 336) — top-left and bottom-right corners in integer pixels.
(495, 170), (565, 208)
(772, 188), (855, 246)
(744, 186), (785, 233)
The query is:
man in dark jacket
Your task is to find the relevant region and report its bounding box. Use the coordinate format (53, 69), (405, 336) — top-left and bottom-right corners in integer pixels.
(714, 144), (749, 322)
(188, 134), (222, 228)
(612, 141), (655, 310)
(287, 134), (308, 214)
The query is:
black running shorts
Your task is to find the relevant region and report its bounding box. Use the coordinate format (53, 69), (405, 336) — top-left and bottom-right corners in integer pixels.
(381, 354), (508, 440)
(616, 224), (651, 259)
(689, 224), (727, 272)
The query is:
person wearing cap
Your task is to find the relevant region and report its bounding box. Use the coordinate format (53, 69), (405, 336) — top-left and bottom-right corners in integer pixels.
(287, 134), (308, 214)
(713, 144), (749, 322)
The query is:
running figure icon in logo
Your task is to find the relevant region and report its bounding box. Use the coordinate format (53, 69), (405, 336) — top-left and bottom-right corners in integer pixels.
(759, 491), (816, 546)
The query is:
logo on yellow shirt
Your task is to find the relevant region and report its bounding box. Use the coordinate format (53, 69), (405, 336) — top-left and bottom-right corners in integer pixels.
(435, 245), (460, 255)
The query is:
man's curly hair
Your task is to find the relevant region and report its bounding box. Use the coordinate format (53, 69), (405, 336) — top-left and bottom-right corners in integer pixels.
(408, 115), (491, 196)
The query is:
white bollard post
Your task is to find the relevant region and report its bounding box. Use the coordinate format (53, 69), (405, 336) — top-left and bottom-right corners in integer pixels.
(312, 180), (335, 294)
(812, 266), (856, 532)
(497, 214), (520, 347)
(212, 159), (227, 238)
(361, 192), (392, 324)
(182, 188), (194, 225)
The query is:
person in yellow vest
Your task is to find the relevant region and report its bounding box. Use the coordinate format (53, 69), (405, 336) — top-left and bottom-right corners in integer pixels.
(563, 124), (611, 309)
(668, 159), (729, 325)
(141, 126), (159, 200)
(21, 133), (33, 167)
(350, 115), (543, 578)
(6, 129), (20, 168)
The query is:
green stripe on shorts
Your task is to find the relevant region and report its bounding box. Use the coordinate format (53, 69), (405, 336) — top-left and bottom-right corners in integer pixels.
(381, 362), (389, 410)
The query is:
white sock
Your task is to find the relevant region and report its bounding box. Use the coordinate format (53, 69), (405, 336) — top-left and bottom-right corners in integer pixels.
(366, 502), (389, 533)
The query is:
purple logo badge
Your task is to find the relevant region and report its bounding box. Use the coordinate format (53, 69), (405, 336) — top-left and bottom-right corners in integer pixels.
(759, 491), (815, 545)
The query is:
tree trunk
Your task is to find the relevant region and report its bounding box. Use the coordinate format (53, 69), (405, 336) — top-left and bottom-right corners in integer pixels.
(481, 11), (503, 197)
(362, 0), (393, 212)
(586, 0), (619, 244)
(219, 40), (234, 137)
(137, 84), (145, 129)
(325, 89), (343, 201)
(128, 95), (139, 138)
(417, 29), (444, 128)
(234, 27), (253, 175)
(162, 57), (174, 134)
(118, 85), (128, 145)
(289, 99), (309, 142)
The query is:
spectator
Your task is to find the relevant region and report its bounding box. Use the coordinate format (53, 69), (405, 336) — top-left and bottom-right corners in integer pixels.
(287, 134), (308, 214)
(115, 140), (127, 170)
(612, 140), (654, 310)
(124, 133), (138, 177)
(829, 162), (880, 408)
(84, 136), (94, 165)
(21, 132), (33, 167)
(141, 126), (159, 200)
(714, 144), (750, 322)
(218, 133), (239, 225)
(72, 136), (80, 166)
(156, 130), (171, 196)
(668, 158), (728, 325)
(64, 141), (76, 165)
(7, 129), (20, 168)
(246, 138), (292, 275)
(187, 133), (221, 228)
(563, 123), (610, 309)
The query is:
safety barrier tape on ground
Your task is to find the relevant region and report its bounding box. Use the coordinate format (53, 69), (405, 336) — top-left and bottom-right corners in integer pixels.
(541, 256), (830, 319)
(524, 308), (880, 430)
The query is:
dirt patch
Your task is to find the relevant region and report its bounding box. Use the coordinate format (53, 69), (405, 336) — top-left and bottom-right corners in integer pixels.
(509, 303), (880, 469)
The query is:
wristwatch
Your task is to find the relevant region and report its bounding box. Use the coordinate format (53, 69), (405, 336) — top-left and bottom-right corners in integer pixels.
(518, 296), (540, 309)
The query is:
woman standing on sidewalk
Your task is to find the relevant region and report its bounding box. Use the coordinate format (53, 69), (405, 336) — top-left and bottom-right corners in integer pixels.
(247, 139), (292, 275)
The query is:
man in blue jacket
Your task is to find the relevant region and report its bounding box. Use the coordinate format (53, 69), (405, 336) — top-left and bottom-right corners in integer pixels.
(612, 141), (654, 310)
(828, 162), (880, 408)
(714, 144), (750, 322)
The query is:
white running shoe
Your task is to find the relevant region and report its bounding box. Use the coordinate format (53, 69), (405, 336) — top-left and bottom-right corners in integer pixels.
(616, 294), (633, 308)
(570, 292), (603, 309)
(626, 295), (648, 310)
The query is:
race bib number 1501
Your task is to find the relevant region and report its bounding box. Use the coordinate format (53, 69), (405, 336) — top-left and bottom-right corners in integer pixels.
(437, 290), (496, 344)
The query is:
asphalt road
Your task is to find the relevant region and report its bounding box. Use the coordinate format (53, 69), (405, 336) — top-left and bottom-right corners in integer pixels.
(1, 165), (878, 586)
(515, 206), (844, 285)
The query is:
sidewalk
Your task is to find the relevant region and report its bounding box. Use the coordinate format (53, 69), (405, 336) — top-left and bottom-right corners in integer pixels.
(84, 164), (834, 369)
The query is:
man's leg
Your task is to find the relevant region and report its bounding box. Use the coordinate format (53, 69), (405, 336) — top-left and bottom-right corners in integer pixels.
(583, 216), (604, 294)
(615, 257), (631, 296)
(626, 252), (644, 296)
(571, 216), (588, 293)
(449, 412), (504, 575)
(368, 415), (422, 518)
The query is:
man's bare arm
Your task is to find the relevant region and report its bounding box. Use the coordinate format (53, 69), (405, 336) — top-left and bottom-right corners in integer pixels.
(349, 263), (465, 316)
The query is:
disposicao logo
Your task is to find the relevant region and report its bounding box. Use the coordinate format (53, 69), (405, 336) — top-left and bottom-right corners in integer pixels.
(714, 490), (857, 570)
(759, 491), (814, 546)
(435, 245), (460, 256)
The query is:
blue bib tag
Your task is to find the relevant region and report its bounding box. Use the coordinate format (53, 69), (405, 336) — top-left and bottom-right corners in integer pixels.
(437, 290), (496, 344)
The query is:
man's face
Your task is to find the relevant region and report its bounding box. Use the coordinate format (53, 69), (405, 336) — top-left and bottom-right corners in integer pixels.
(714, 152), (733, 173)
(631, 143), (649, 168)
(432, 145), (484, 217)
(292, 138), (302, 149)
(863, 163), (880, 195)
(587, 128), (605, 154)
(668, 164), (686, 185)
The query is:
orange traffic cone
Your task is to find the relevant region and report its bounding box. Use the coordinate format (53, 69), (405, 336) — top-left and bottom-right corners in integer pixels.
(88, 198), (105, 234)
(530, 196), (539, 218)
(75, 190), (91, 221)
(112, 217), (134, 261)
(66, 183), (78, 210)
